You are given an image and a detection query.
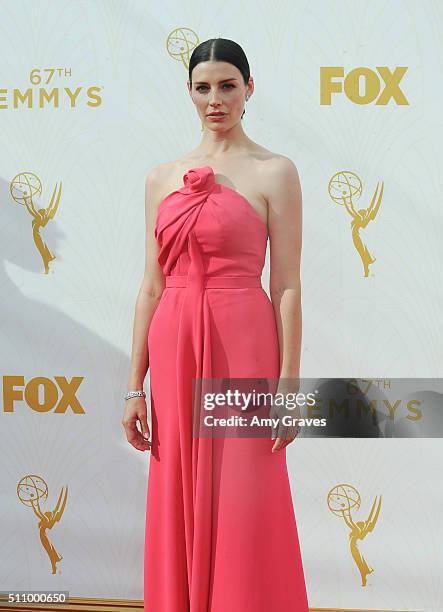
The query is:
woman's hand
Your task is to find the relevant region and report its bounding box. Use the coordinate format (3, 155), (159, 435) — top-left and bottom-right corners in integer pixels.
(270, 411), (300, 453)
(271, 426), (300, 453)
(122, 396), (152, 452)
(270, 378), (302, 453)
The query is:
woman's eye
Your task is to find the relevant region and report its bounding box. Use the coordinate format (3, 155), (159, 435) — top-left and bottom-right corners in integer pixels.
(196, 84), (234, 92)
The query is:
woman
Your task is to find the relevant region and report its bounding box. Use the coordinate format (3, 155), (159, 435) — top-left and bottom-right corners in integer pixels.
(123, 38), (309, 612)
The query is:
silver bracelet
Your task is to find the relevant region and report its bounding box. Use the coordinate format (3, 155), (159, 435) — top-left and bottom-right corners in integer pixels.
(124, 390), (146, 401)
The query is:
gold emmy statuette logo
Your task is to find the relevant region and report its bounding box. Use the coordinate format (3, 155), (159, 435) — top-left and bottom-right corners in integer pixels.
(327, 484), (382, 587)
(10, 172), (62, 275)
(166, 27), (199, 70)
(328, 171), (384, 277)
(17, 475), (68, 574)
(165, 28), (203, 130)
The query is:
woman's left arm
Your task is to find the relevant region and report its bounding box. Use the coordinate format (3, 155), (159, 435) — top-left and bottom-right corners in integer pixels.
(267, 156), (303, 381)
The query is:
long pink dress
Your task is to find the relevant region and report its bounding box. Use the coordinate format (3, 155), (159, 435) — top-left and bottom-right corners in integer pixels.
(144, 166), (309, 611)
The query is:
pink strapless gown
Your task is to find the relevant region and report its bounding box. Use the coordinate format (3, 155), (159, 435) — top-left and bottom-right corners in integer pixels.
(144, 166), (309, 611)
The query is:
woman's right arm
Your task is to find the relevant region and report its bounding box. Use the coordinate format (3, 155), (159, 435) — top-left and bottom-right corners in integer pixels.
(127, 167), (166, 390)
(122, 166), (166, 452)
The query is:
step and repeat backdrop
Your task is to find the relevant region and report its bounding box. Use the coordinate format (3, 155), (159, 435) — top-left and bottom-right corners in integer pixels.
(0, 1), (442, 611)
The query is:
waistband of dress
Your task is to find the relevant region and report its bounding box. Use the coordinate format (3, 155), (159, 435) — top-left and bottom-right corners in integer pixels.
(165, 274), (262, 288)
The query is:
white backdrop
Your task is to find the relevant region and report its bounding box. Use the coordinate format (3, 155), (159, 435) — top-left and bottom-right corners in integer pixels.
(0, 1), (442, 610)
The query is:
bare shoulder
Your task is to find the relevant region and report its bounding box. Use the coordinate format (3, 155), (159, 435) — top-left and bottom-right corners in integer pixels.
(246, 146), (300, 195)
(263, 153), (300, 184)
(144, 160), (180, 208)
(145, 156), (197, 199)
(261, 154), (301, 212)
(145, 160), (173, 190)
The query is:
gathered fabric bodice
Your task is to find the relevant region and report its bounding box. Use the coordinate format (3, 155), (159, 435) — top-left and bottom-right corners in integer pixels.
(154, 165), (268, 279)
